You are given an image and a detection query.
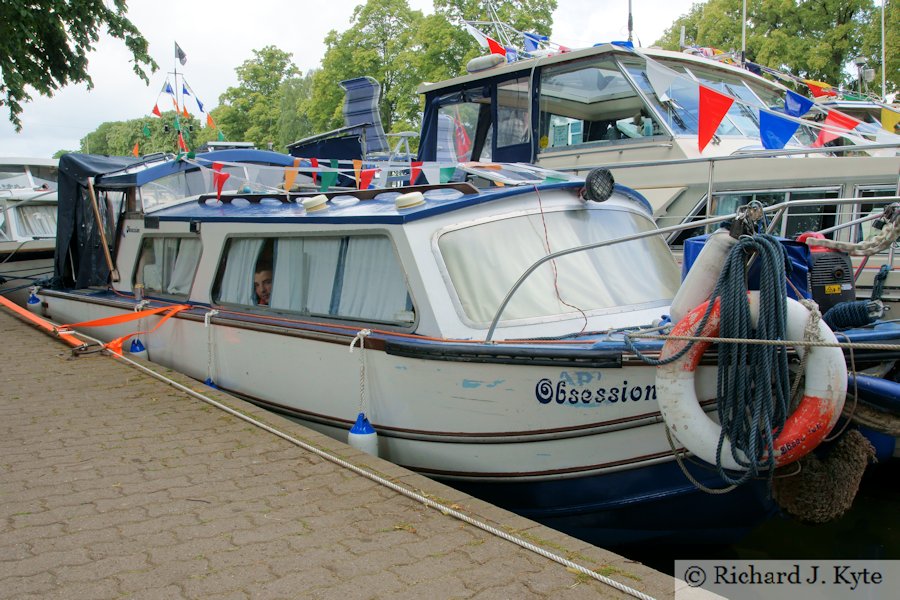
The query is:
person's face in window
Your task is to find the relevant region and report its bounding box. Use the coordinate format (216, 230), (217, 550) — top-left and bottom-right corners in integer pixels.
(254, 270), (273, 305)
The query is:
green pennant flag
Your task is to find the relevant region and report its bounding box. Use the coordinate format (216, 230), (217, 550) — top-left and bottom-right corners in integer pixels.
(543, 176), (567, 184)
(217, 131), (225, 141)
(439, 167), (456, 183)
(319, 159), (339, 192)
(173, 116), (181, 131)
(142, 125), (151, 138)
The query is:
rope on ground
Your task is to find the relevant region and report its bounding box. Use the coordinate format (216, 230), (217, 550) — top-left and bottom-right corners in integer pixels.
(29, 325), (651, 600)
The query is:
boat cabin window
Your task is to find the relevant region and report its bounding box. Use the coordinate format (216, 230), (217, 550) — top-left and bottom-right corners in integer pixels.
(497, 77), (530, 147)
(438, 207), (680, 325)
(28, 165), (59, 189)
(539, 57), (663, 152)
(854, 186), (899, 247)
(668, 187), (842, 246)
(15, 205), (57, 238)
(0, 165), (32, 190)
(135, 237), (202, 297)
(435, 92), (488, 163)
(213, 234), (414, 325)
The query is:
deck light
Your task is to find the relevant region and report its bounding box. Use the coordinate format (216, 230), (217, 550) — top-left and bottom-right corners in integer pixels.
(582, 168), (615, 202)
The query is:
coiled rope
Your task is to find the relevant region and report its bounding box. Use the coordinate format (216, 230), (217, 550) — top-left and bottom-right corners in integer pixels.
(627, 234), (797, 485)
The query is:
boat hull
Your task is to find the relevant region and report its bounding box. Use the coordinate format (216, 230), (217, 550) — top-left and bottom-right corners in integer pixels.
(38, 289), (778, 545)
(0, 244), (54, 305)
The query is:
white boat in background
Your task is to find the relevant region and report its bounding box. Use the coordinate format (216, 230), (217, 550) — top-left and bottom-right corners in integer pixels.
(414, 44), (900, 301)
(0, 157), (58, 304)
(30, 149), (900, 545)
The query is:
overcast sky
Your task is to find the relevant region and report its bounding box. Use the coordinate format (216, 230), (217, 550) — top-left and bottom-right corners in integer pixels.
(0, 0), (696, 158)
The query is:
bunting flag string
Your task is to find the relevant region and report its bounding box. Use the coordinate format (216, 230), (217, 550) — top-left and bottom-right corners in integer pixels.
(783, 90), (814, 118)
(151, 104), (161, 118)
(358, 168), (378, 190)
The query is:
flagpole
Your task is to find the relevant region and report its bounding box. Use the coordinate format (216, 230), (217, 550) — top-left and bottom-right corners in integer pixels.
(173, 42), (180, 114)
(882, 0), (886, 100)
(741, 0), (747, 67)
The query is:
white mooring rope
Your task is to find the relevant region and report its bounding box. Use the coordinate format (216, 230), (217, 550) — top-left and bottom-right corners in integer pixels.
(77, 336), (657, 600)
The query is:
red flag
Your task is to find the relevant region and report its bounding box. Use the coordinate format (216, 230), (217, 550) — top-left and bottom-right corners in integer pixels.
(359, 168), (377, 190)
(310, 157), (319, 184)
(212, 161), (230, 200)
(805, 82), (837, 98)
(132, 142), (139, 157)
(486, 37), (506, 56)
(151, 104), (161, 117)
(813, 110), (861, 147)
(410, 161), (423, 185)
(698, 85), (734, 152)
(177, 132), (188, 152)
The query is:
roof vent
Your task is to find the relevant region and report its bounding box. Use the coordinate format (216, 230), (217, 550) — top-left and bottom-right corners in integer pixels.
(302, 194), (328, 212)
(395, 191), (425, 210)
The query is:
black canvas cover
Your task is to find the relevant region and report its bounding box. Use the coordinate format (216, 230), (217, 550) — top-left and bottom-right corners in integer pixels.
(53, 154), (137, 288)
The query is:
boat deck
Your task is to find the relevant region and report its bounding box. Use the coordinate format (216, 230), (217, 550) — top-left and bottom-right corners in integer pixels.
(0, 307), (674, 599)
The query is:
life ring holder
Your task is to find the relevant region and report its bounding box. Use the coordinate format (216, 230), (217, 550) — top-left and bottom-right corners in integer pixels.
(656, 291), (847, 470)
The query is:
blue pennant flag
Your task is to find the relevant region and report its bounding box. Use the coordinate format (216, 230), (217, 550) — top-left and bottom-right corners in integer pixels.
(523, 32), (548, 52)
(182, 84), (191, 97)
(164, 82), (175, 95)
(760, 109), (800, 149)
(196, 97), (205, 113)
(784, 90), (813, 118)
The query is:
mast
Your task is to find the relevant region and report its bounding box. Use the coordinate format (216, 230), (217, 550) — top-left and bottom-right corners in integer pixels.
(741, 0), (747, 67)
(628, 0), (633, 43)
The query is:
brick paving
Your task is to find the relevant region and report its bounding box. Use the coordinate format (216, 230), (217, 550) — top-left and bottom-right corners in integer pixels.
(0, 307), (674, 599)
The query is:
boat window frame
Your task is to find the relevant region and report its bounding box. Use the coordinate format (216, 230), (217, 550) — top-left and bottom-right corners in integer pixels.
(210, 230), (418, 330)
(132, 233), (203, 300)
(431, 203), (680, 329)
(851, 185), (900, 247)
(666, 185), (845, 246)
(535, 54), (671, 158)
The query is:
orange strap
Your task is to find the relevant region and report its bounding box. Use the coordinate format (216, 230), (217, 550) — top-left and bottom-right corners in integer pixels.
(56, 304), (190, 331)
(103, 305), (191, 355)
(0, 295), (84, 348)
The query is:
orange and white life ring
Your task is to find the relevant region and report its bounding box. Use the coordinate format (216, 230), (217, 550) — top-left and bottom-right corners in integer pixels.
(656, 291), (847, 469)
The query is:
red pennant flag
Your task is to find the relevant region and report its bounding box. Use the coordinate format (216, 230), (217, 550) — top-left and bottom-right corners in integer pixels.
(486, 37), (506, 56)
(310, 157), (319, 184)
(177, 131), (188, 152)
(172, 97), (179, 111)
(212, 162), (230, 200)
(813, 110), (862, 147)
(410, 161), (423, 185)
(132, 142), (139, 157)
(151, 104), (162, 117)
(698, 85), (734, 152)
(805, 81), (837, 98)
(359, 169), (377, 190)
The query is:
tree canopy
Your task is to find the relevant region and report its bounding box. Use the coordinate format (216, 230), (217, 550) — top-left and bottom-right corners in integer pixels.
(654, 0), (896, 94)
(0, 0), (157, 131)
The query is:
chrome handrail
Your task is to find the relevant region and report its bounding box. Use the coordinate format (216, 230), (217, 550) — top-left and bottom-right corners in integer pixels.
(484, 194), (900, 341)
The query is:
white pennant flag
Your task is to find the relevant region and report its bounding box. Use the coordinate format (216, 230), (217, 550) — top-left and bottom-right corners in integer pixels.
(645, 58), (679, 99)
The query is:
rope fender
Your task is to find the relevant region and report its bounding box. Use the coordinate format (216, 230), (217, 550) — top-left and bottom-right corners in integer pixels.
(655, 291), (847, 470)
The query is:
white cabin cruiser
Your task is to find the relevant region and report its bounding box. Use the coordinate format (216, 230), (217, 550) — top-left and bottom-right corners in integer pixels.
(415, 44), (900, 302)
(0, 157), (58, 304)
(33, 149), (900, 545)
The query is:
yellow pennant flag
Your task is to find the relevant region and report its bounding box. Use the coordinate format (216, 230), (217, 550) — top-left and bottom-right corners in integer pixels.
(284, 158), (301, 192)
(353, 159), (362, 189)
(882, 108), (900, 134)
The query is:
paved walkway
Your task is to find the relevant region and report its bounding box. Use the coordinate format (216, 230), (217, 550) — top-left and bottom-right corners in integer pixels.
(0, 307), (674, 599)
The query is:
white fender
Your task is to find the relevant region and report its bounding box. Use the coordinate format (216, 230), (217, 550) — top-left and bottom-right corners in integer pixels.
(656, 291), (847, 470)
(669, 227), (737, 324)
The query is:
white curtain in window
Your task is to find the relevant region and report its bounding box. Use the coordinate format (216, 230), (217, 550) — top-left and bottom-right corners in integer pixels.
(338, 237), (408, 321)
(270, 238), (340, 313)
(142, 238), (179, 293)
(218, 239), (264, 305)
(166, 238), (201, 296)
